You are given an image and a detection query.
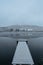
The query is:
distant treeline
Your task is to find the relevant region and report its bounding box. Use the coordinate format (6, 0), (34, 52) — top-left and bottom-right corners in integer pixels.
(0, 28), (43, 32)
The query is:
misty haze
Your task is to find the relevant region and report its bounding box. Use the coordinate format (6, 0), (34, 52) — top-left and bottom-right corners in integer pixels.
(0, 0), (43, 65)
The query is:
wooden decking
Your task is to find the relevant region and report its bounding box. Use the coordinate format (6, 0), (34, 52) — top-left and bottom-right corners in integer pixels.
(12, 42), (34, 65)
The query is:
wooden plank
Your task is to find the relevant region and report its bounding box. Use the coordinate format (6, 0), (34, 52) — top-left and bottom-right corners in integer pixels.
(12, 42), (34, 65)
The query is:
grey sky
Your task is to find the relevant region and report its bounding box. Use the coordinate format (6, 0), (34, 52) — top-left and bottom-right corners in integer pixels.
(0, 0), (43, 26)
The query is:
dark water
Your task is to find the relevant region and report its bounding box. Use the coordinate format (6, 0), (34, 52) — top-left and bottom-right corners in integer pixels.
(28, 38), (43, 65)
(0, 37), (17, 65)
(0, 37), (43, 65)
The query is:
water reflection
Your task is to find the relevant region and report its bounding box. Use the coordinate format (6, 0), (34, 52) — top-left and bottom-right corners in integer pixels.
(0, 37), (43, 65)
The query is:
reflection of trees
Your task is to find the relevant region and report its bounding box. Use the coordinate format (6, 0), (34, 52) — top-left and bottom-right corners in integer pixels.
(16, 34), (19, 37)
(11, 34), (13, 37)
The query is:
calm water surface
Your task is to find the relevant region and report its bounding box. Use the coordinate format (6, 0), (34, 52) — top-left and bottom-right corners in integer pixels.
(0, 36), (43, 65)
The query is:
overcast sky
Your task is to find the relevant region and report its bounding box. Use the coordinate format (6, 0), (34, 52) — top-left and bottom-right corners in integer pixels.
(0, 0), (43, 26)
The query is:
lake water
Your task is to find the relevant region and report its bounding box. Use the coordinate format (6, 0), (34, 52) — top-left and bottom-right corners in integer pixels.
(0, 33), (43, 65)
